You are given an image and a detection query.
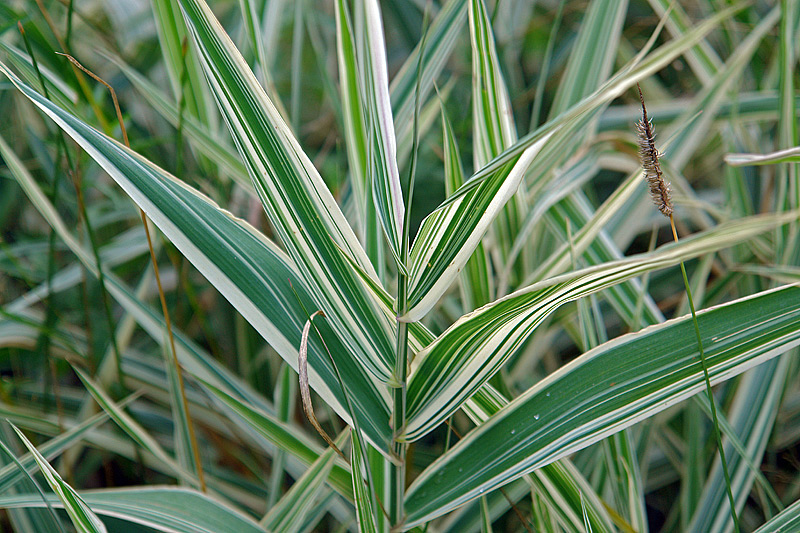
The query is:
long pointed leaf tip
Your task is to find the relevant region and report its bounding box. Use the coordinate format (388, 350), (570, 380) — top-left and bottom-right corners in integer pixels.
(636, 83), (673, 217)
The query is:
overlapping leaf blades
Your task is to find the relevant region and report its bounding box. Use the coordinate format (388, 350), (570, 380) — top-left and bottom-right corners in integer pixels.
(405, 211), (800, 441)
(404, 284), (800, 526)
(0, 63), (392, 451)
(399, 3), (740, 322)
(177, 0), (397, 383)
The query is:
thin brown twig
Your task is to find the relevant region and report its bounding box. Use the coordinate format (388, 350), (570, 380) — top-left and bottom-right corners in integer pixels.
(56, 52), (207, 492)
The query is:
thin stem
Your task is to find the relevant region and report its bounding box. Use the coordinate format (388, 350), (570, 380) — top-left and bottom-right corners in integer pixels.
(59, 52), (207, 491)
(670, 215), (739, 533)
(389, 6), (430, 527)
(391, 292), (408, 528)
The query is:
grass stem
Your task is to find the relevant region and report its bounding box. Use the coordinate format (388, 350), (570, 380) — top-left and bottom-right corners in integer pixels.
(670, 215), (739, 532)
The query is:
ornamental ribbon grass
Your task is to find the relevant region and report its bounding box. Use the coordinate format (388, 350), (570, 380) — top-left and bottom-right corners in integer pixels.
(1, 1), (799, 531)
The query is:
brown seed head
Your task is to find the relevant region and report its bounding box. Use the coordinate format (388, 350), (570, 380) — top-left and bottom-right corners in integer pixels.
(635, 84), (673, 217)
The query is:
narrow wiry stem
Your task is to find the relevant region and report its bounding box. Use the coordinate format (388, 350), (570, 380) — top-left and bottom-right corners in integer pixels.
(60, 52), (207, 492)
(670, 216), (739, 533)
(637, 83), (739, 532)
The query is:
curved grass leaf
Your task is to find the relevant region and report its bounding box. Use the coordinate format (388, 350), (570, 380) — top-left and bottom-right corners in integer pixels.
(404, 211), (800, 440)
(753, 498), (800, 532)
(687, 356), (788, 531)
(201, 380), (353, 499)
(73, 368), (195, 486)
(468, 0), (524, 286)
(399, 5), (740, 322)
(335, 0), (383, 271)
(403, 131), (553, 321)
(150, 0), (212, 127)
(725, 146), (800, 167)
(0, 402), (123, 493)
(351, 434), (379, 533)
(10, 425), (107, 533)
(363, 0), (405, 263)
(442, 106), (492, 311)
(0, 77), (392, 451)
(111, 56), (249, 187)
(390, 0), (466, 140)
(263, 431), (350, 531)
(0, 487), (263, 533)
(464, 385), (615, 532)
(548, 0), (628, 119)
(0, 144), (359, 494)
(404, 284), (800, 527)
(440, 3), (741, 206)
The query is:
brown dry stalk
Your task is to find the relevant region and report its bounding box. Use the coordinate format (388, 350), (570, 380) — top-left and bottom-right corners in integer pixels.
(635, 83), (673, 217)
(56, 53), (207, 492)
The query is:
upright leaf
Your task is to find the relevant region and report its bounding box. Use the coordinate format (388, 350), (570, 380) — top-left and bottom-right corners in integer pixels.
(177, 0), (396, 381)
(0, 86), (392, 451)
(362, 0), (405, 263)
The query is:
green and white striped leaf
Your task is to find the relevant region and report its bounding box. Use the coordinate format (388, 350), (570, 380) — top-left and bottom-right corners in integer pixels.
(403, 131), (553, 321)
(150, 0), (212, 127)
(465, 385), (615, 532)
(338, 259), (621, 530)
(754, 498), (800, 532)
(0, 68), (393, 451)
(400, 5), (739, 321)
(404, 211), (800, 440)
(0, 402), (125, 492)
(725, 146), (800, 167)
(0, 487), (263, 533)
(362, 0), (405, 263)
(644, 0), (722, 84)
(201, 380), (353, 499)
(468, 0), (523, 284)
(404, 284), (800, 527)
(442, 106), (492, 311)
(469, 0), (516, 165)
(687, 356), (789, 531)
(439, 3), (740, 203)
(390, 0), (466, 142)
(0, 42), (77, 111)
(73, 368), (194, 486)
(176, 0), (396, 382)
(351, 434), (379, 533)
(548, 0), (628, 119)
(10, 425), (107, 533)
(263, 431), (350, 531)
(335, 0), (383, 271)
(111, 56), (249, 186)
(0, 130), (374, 493)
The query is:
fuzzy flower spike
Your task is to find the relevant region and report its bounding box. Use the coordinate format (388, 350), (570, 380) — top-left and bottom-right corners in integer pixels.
(635, 83), (673, 217)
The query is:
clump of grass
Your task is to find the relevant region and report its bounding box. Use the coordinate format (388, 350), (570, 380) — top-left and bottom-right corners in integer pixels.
(636, 83), (739, 533)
